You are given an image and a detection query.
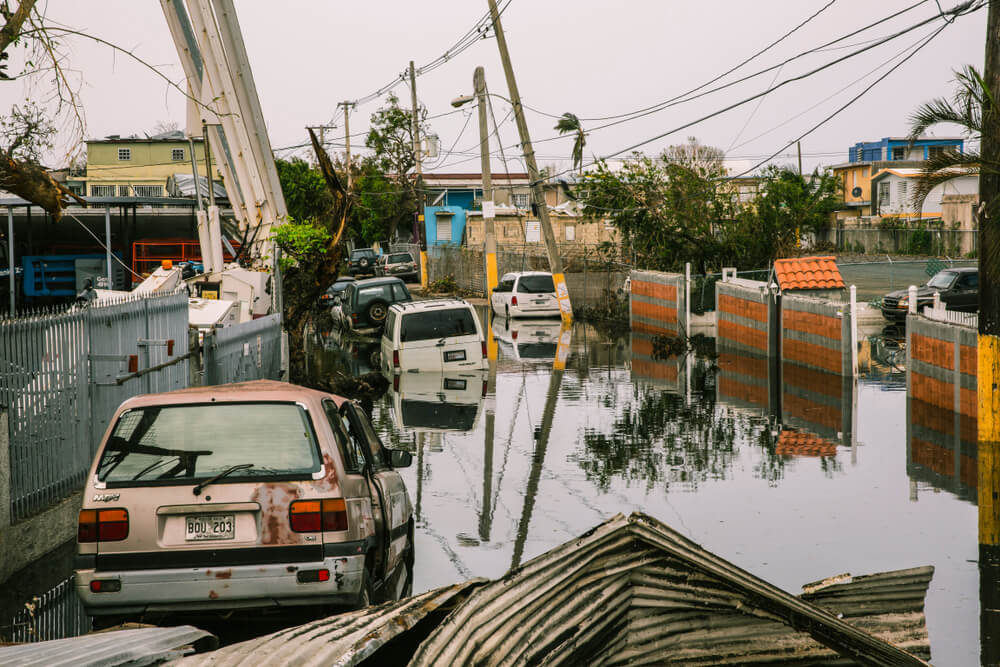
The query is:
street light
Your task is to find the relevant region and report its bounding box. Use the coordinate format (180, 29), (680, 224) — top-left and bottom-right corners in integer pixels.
(451, 94), (475, 108)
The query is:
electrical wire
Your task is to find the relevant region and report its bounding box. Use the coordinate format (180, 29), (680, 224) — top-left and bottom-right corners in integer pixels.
(65, 212), (144, 279)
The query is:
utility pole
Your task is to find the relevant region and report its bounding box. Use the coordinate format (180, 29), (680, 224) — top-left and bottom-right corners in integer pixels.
(474, 66), (499, 297)
(796, 140), (803, 248)
(338, 101), (355, 191)
(410, 61), (428, 287)
(487, 0), (572, 323)
(797, 140), (803, 176)
(980, 3), (1000, 664)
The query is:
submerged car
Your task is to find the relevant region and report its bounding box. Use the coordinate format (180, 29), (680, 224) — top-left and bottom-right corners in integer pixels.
(881, 267), (978, 322)
(75, 380), (414, 623)
(490, 271), (560, 318)
(387, 370), (486, 434)
(335, 277), (413, 333)
(382, 299), (487, 373)
(491, 317), (564, 363)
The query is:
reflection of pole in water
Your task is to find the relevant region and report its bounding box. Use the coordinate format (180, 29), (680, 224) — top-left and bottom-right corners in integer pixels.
(416, 432), (424, 523)
(481, 339), (497, 541)
(511, 325), (570, 569)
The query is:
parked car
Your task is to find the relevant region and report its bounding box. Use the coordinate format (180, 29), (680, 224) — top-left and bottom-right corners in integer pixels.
(319, 276), (356, 307)
(375, 252), (419, 283)
(387, 370), (486, 434)
(881, 267), (978, 322)
(491, 316), (564, 362)
(382, 299), (487, 373)
(347, 248), (379, 277)
(74, 379), (414, 623)
(335, 277), (412, 333)
(490, 272), (560, 318)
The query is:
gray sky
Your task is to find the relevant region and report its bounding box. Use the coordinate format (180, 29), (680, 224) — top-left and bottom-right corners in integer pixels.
(12, 0), (989, 176)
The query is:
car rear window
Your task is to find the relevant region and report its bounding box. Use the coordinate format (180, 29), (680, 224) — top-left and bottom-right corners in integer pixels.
(97, 402), (321, 486)
(517, 275), (555, 293)
(401, 308), (477, 342)
(358, 284), (394, 303)
(400, 400), (478, 431)
(388, 253), (412, 263)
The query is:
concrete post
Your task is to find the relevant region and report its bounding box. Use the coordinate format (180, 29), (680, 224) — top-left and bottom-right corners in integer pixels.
(104, 206), (113, 289)
(908, 285), (918, 315)
(7, 207), (14, 315)
(850, 285), (858, 377)
(685, 262), (691, 340)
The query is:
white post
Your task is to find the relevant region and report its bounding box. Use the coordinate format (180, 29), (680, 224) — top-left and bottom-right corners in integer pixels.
(849, 285), (858, 376)
(932, 290), (941, 311)
(908, 285), (918, 315)
(6, 208), (14, 315)
(684, 262), (691, 340)
(104, 206), (114, 289)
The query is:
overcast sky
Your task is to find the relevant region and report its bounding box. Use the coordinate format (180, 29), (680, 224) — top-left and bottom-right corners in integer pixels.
(11, 0), (989, 176)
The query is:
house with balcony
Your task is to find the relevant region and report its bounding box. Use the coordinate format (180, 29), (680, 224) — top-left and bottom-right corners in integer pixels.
(829, 136), (964, 220)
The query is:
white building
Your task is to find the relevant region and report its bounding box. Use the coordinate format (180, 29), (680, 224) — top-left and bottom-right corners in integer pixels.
(871, 167), (978, 218)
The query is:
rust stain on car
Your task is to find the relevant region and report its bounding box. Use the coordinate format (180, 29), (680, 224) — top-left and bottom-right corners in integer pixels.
(314, 452), (339, 492)
(208, 590), (219, 600)
(251, 483), (303, 545)
(215, 569), (232, 579)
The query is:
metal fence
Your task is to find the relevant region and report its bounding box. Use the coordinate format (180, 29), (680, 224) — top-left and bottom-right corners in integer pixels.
(2, 577), (89, 644)
(203, 313), (282, 386)
(0, 290), (190, 522)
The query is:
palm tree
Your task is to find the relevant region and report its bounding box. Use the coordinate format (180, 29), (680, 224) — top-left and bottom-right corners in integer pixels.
(554, 112), (587, 175)
(908, 65), (997, 212)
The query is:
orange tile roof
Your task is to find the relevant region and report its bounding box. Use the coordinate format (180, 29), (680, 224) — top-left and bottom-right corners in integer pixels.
(776, 430), (838, 457)
(773, 256), (845, 291)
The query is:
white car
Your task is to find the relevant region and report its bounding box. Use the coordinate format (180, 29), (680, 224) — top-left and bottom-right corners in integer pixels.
(382, 299), (487, 373)
(387, 370), (486, 434)
(490, 272), (560, 318)
(491, 317), (564, 362)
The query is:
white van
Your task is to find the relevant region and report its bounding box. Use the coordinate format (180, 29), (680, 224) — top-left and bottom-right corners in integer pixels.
(490, 272), (560, 318)
(388, 370), (486, 434)
(382, 299), (487, 373)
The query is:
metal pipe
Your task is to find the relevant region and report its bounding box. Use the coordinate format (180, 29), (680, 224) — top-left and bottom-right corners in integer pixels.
(7, 207), (14, 315)
(104, 206), (113, 289)
(202, 121), (216, 208)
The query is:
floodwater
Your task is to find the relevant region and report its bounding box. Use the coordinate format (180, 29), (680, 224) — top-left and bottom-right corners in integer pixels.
(321, 312), (980, 667)
(1, 313), (981, 665)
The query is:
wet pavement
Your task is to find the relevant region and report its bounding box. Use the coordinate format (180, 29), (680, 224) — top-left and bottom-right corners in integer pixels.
(1, 312), (981, 665)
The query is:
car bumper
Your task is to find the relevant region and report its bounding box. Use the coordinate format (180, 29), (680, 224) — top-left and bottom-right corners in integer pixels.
(75, 554), (365, 615)
(510, 305), (561, 318)
(881, 307), (909, 322)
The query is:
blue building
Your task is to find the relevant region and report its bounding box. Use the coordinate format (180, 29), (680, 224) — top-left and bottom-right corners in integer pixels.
(421, 172), (533, 246)
(847, 136), (963, 163)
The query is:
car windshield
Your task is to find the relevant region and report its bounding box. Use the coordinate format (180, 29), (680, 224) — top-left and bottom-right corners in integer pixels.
(927, 271), (958, 289)
(388, 254), (412, 263)
(401, 308), (478, 341)
(97, 402), (321, 485)
(351, 250), (373, 259)
(517, 275), (555, 293)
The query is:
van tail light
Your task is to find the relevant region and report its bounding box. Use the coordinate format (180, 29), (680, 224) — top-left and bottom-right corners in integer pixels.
(481, 341), (487, 359)
(351, 313), (359, 324)
(482, 379), (488, 397)
(393, 350), (399, 368)
(393, 374), (400, 392)
(511, 295), (518, 307)
(290, 498), (348, 532)
(512, 330), (518, 340)
(90, 579), (122, 593)
(78, 509), (129, 543)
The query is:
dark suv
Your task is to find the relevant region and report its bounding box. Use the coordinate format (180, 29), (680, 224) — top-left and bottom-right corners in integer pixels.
(348, 248), (379, 276)
(337, 277), (412, 331)
(882, 267), (978, 322)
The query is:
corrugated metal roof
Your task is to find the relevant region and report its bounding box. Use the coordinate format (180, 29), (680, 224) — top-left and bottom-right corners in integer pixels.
(0, 625), (216, 666)
(170, 580), (483, 667)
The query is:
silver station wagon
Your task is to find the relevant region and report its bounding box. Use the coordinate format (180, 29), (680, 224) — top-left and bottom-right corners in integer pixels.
(74, 380), (414, 623)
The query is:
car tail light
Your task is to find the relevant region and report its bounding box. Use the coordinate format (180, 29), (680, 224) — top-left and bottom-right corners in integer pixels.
(89, 579), (122, 593)
(78, 509), (129, 543)
(297, 569), (330, 583)
(393, 350), (399, 368)
(511, 295), (518, 307)
(351, 313), (359, 324)
(290, 499), (348, 532)
(482, 380), (488, 397)
(393, 374), (400, 392)
(481, 341), (487, 359)
(512, 330), (518, 340)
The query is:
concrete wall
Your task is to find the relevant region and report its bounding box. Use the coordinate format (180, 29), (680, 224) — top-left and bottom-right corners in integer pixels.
(906, 314), (978, 503)
(465, 215), (619, 246)
(716, 346), (777, 415)
(630, 270), (686, 337)
(630, 331), (682, 391)
(715, 278), (776, 356)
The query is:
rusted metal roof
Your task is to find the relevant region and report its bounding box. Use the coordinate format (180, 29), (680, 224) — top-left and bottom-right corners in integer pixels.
(774, 256), (845, 291)
(0, 625), (216, 666)
(171, 580), (483, 667)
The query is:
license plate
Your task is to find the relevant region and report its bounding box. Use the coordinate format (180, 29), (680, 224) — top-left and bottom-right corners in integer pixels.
(534, 299), (548, 304)
(444, 378), (467, 390)
(444, 349), (466, 362)
(185, 514), (235, 541)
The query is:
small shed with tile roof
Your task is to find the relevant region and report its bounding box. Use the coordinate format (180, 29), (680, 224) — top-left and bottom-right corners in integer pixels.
(773, 256), (846, 300)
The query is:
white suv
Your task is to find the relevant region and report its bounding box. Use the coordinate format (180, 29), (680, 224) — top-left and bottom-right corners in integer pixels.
(382, 299), (487, 373)
(490, 272), (559, 318)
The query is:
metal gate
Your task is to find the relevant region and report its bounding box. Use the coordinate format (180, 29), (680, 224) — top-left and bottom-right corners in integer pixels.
(202, 313), (282, 386)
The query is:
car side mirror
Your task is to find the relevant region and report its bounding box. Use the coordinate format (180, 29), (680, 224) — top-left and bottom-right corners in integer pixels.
(389, 449), (412, 468)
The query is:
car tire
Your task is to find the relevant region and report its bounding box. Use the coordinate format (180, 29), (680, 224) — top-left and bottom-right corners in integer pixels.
(355, 565), (374, 610)
(360, 258), (369, 268)
(367, 300), (389, 323)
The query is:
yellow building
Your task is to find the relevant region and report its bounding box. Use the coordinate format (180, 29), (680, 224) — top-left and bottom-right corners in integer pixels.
(82, 130), (220, 198)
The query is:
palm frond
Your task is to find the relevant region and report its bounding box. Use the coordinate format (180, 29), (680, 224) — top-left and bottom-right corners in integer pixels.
(908, 98), (977, 140)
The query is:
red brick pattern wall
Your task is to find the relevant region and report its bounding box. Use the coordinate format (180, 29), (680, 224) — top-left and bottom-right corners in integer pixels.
(782, 309), (841, 341)
(911, 333), (954, 370)
(718, 295), (768, 323)
(632, 280), (677, 302)
(783, 392), (842, 432)
(717, 319), (768, 352)
(783, 338), (843, 375)
(960, 344), (977, 376)
(631, 300), (678, 331)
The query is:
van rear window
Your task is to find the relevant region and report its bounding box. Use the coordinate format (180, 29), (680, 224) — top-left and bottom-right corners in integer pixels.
(401, 308), (477, 342)
(517, 275), (555, 293)
(97, 402), (321, 486)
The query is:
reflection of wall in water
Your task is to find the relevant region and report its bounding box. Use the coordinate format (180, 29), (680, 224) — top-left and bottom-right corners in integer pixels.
(906, 315), (978, 503)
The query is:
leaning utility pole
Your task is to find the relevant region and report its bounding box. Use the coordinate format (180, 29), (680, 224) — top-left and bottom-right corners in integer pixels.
(474, 66), (499, 296)
(980, 2), (1000, 664)
(409, 61), (428, 287)
(338, 101), (355, 191)
(486, 0), (572, 323)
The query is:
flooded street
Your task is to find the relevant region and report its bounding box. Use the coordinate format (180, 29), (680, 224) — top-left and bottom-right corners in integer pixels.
(319, 312), (980, 667)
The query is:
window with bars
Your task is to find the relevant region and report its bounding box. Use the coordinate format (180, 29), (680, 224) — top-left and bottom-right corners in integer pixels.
(118, 148), (131, 161)
(891, 147), (904, 160)
(512, 193), (529, 209)
(118, 185), (131, 197)
(172, 148), (185, 161)
(91, 185), (114, 197)
(928, 145), (952, 159)
(877, 181), (890, 208)
(134, 185), (164, 197)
